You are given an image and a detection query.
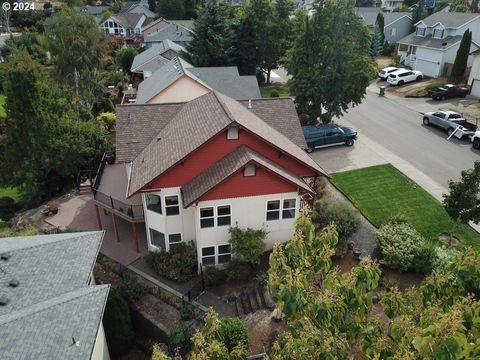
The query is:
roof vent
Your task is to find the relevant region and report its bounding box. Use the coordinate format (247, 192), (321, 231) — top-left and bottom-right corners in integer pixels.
(0, 297), (8, 306)
(0, 253), (10, 261)
(9, 279), (19, 288)
(156, 136), (161, 141)
(442, 42), (447, 46)
(248, 99), (252, 109)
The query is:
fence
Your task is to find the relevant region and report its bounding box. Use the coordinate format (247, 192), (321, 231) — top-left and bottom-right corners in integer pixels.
(182, 265), (205, 304)
(92, 152), (108, 195)
(94, 190), (144, 220)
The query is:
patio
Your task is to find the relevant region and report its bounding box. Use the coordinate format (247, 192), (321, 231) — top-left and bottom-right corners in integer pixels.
(47, 193), (148, 266)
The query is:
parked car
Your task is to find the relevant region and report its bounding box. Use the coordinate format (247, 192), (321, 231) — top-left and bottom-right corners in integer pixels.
(470, 131), (480, 149)
(302, 123), (358, 153)
(378, 67), (399, 80)
(387, 69), (423, 86)
(422, 110), (477, 137)
(428, 84), (469, 100)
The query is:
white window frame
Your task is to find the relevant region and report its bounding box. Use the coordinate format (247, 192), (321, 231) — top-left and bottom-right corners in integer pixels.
(149, 228), (166, 250)
(201, 246), (216, 266)
(227, 126), (239, 140)
(168, 232), (183, 251)
(244, 164), (256, 177)
(416, 27), (426, 36)
(433, 28), (444, 39)
(266, 200), (281, 221)
(217, 244), (231, 264)
(164, 195), (180, 216)
(216, 205), (231, 227)
(199, 205), (232, 228)
(282, 198), (297, 219)
(145, 193), (162, 215)
(266, 197), (298, 221)
(200, 207), (215, 228)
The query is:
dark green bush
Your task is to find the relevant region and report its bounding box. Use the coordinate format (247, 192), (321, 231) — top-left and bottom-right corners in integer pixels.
(0, 197), (18, 222)
(203, 266), (227, 287)
(122, 271), (146, 302)
(180, 304), (194, 321)
(225, 259), (251, 281)
(217, 317), (249, 352)
(313, 200), (360, 257)
(229, 226), (267, 265)
(270, 89), (280, 97)
(103, 291), (135, 356)
(170, 327), (189, 348)
(146, 242), (197, 282)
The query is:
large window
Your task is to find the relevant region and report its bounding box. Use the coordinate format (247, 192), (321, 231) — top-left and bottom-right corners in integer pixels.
(202, 246), (216, 266)
(433, 29), (444, 39)
(416, 27), (426, 36)
(165, 195), (180, 216)
(217, 205), (231, 226)
(200, 207), (215, 228)
(282, 199), (296, 219)
(168, 233), (183, 250)
(266, 200), (280, 221)
(146, 193), (162, 214)
(150, 229), (166, 250)
(218, 244), (231, 264)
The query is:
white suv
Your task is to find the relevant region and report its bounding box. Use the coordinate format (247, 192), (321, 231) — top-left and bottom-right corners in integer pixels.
(378, 67), (398, 80)
(387, 69), (423, 86)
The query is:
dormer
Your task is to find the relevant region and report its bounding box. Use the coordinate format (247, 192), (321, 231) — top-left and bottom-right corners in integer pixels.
(416, 25), (426, 37)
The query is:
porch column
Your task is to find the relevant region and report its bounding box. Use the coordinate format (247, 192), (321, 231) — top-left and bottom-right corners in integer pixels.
(132, 222), (140, 253)
(112, 213), (120, 242)
(95, 204), (102, 230)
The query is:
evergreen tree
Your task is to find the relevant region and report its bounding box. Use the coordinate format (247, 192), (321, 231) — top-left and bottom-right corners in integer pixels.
(369, 24), (383, 57)
(182, 0), (235, 67)
(411, 0), (426, 32)
(233, 18), (257, 75)
(376, 12), (385, 45)
(157, 0), (185, 19)
(148, 0), (156, 12)
(451, 29), (472, 81)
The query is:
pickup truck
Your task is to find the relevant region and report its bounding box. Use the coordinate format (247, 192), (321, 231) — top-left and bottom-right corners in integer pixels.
(422, 110), (477, 137)
(302, 123), (358, 153)
(471, 131), (480, 149)
(428, 84), (469, 100)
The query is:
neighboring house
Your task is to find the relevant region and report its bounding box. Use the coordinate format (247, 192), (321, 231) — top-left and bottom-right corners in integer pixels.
(130, 40), (187, 77)
(135, 57), (261, 104)
(120, 2), (156, 19)
(382, 0), (404, 12)
(100, 13), (148, 38)
(93, 91), (327, 267)
(468, 49), (480, 97)
(78, 5), (110, 23)
(0, 232), (110, 360)
(144, 22), (193, 48)
(357, 7), (412, 44)
(397, 12), (480, 78)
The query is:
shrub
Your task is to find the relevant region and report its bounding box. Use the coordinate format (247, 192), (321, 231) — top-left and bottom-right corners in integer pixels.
(225, 259), (251, 281)
(203, 266), (227, 287)
(96, 112), (116, 132)
(0, 196), (18, 221)
(298, 113), (310, 125)
(180, 304), (194, 321)
(229, 226), (267, 265)
(170, 327), (189, 348)
(313, 200), (360, 257)
(103, 291), (135, 356)
(122, 271), (146, 302)
(270, 89), (280, 97)
(431, 245), (459, 272)
(217, 317), (249, 352)
(146, 242), (197, 282)
(376, 219), (431, 272)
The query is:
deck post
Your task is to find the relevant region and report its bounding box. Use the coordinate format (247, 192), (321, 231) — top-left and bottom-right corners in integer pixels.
(112, 213), (120, 242)
(95, 204), (102, 230)
(132, 222), (140, 253)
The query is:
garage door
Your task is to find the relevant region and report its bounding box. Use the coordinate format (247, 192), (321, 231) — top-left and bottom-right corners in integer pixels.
(471, 79), (480, 98)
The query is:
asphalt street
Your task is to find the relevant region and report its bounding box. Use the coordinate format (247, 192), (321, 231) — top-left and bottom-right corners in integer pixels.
(313, 86), (479, 188)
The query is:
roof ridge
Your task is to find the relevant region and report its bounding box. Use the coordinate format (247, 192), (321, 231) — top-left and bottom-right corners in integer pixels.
(212, 91), (236, 124)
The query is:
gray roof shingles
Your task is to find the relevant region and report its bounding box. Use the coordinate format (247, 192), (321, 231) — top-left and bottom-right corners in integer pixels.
(181, 145), (313, 206)
(416, 12), (480, 28)
(131, 41), (186, 72)
(0, 232), (109, 360)
(397, 33), (463, 49)
(144, 22), (193, 43)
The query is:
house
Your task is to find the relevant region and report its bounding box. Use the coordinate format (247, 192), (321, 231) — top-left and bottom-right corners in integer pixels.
(144, 21), (194, 48)
(135, 57), (261, 103)
(382, 0), (404, 12)
(468, 49), (480, 97)
(130, 40), (187, 77)
(0, 232), (110, 360)
(119, 1), (156, 19)
(92, 91), (327, 266)
(397, 12), (480, 78)
(100, 13), (149, 38)
(78, 5), (110, 23)
(356, 7), (412, 44)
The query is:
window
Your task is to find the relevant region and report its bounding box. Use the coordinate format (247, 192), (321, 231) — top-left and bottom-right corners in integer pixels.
(266, 200), (280, 221)
(416, 27), (425, 36)
(202, 246), (216, 266)
(146, 193), (162, 214)
(150, 229), (166, 250)
(200, 207), (214, 228)
(227, 126), (239, 140)
(244, 164), (256, 177)
(282, 199), (296, 219)
(390, 28), (396, 37)
(433, 29), (444, 39)
(165, 195), (180, 216)
(217, 205), (231, 226)
(218, 244), (231, 264)
(168, 233), (182, 250)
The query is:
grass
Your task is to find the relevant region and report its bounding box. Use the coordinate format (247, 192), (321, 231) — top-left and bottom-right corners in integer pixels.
(331, 164), (480, 250)
(0, 95), (6, 119)
(260, 85), (290, 98)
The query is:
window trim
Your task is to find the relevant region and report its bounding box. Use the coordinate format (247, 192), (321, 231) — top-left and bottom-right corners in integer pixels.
(167, 232), (183, 251)
(266, 197), (298, 221)
(216, 205), (232, 227)
(282, 198), (297, 219)
(164, 195), (180, 216)
(149, 228), (166, 251)
(266, 199), (281, 221)
(416, 27), (426, 36)
(145, 193), (162, 215)
(201, 246), (216, 266)
(200, 207), (215, 228)
(217, 244), (232, 264)
(244, 163), (256, 177)
(433, 28), (444, 39)
(227, 126), (239, 140)
(199, 204), (232, 228)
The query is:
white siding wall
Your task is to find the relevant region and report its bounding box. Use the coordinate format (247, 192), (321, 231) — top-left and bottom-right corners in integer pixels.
(91, 323), (110, 360)
(414, 47), (443, 77)
(195, 192), (300, 266)
(456, 20), (480, 43)
(469, 55), (480, 97)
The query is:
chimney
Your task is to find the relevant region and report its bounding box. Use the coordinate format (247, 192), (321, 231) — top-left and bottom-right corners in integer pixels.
(248, 99), (252, 109)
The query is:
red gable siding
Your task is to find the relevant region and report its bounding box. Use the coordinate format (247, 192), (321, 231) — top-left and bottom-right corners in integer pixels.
(147, 128), (315, 190)
(199, 167), (297, 202)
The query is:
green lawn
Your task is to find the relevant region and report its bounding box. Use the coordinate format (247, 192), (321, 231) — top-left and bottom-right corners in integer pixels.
(331, 164), (480, 250)
(260, 85), (290, 98)
(0, 95), (6, 119)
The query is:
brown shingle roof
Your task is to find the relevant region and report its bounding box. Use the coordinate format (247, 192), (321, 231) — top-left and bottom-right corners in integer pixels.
(181, 145), (313, 207)
(127, 91), (327, 197)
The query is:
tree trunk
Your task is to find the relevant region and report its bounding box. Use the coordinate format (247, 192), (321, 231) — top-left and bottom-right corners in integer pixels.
(266, 69), (271, 84)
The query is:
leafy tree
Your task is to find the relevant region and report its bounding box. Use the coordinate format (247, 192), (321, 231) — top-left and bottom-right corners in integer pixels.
(0, 50), (105, 206)
(284, 0), (376, 122)
(228, 226), (267, 265)
(157, 0), (186, 20)
(45, 8), (104, 110)
(184, 0), (197, 19)
(451, 29), (472, 82)
(451, 0), (470, 12)
(182, 0), (235, 67)
(233, 17), (257, 75)
(115, 46), (138, 74)
(217, 317), (249, 352)
(151, 344), (172, 360)
(443, 160), (480, 224)
(148, 0), (156, 12)
(103, 291), (135, 356)
(1, 33), (48, 65)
